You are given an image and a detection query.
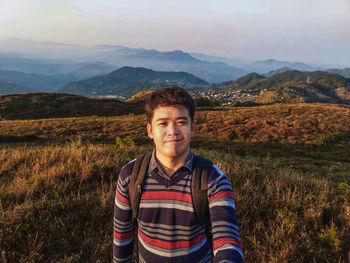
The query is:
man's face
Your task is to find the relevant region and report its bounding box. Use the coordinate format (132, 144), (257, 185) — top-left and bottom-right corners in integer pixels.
(147, 105), (194, 161)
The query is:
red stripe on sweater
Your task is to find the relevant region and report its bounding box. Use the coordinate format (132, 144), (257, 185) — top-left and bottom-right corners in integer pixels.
(213, 238), (241, 250)
(209, 190), (234, 202)
(141, 191), (192, 203)
(116, 190), (129, 204)
(139, 229), (205, 249)
(114, 230), (134, 239)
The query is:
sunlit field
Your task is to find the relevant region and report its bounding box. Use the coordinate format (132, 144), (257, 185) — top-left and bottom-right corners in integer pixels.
(1, 103), (350, 262)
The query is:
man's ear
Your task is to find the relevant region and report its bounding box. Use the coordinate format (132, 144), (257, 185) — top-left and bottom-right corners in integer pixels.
(147, 123), (153, 139)
(191, 121), (195, 136)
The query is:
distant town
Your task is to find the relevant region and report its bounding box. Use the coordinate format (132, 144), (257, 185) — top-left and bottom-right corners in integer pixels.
(90, 90), (259, 106)
(193, 90), (259, 106)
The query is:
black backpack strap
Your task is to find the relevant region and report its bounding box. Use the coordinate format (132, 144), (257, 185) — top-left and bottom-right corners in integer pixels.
(192, 155), (213, 245)
(129, 152), (152, 221)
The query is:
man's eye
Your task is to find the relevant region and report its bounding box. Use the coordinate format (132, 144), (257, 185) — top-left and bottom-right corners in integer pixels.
(177, 121), (187, 125)
(158, 122), (167, 126)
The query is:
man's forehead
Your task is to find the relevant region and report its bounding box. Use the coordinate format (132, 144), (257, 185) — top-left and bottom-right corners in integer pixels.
(152, 105), (190, 120)
(153, 105), (189, 114)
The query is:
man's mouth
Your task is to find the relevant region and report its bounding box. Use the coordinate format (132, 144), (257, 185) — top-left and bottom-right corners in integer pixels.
(165, 138), (182, 143)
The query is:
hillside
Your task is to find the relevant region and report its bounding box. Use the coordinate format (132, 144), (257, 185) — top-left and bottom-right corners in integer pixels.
(2, 103), (350, 147)
(0, 93), (144, 120)
(216, 70), (350, 105)
(255, 82), (350, 104)
(58, 66), (209, 97)
(71, 61), (117, 78)
(0, 80), (30, 94)
(265, 66), (293, 77)
(0, 70), (79, 93)
(1, 103), (350, 262)
(326, 68), (350, 78)
(218, 72), (265, 91)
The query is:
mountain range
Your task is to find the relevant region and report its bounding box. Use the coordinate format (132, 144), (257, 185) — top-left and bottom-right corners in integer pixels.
(0, 39), (246, 83)
(217, 70), (350, 105)
(3, 38), (348, 85)
(1, 38), (350, 106)
(1, 68), (350, 121)
(58, 66), (209, 97)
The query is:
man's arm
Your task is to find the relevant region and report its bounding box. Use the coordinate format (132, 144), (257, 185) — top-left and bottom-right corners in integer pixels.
(113, 162), (136, 263)
(208, 165), (243, 263)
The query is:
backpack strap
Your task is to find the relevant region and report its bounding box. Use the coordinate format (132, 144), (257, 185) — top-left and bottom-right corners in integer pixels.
(192, 155), (213, 246)
(129, 152), (152, 221)
(129, 152), (213, 244)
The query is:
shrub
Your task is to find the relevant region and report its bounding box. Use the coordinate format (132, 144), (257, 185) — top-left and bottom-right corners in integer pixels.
(116, 136), (135, 149)
(195, 97), (221, 107)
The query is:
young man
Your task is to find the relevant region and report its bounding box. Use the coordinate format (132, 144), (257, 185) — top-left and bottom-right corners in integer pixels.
(113, 86), (243, 263)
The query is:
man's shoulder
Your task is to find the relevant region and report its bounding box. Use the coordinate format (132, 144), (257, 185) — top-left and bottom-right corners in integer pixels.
(118, 151), (153, 181)
(194, 154), (222, 176)
(194, 154), (229, 190)
(118, 159), (136, 181)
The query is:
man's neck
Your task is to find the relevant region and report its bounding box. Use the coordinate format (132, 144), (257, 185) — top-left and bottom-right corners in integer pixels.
(155, 149), (190, 177)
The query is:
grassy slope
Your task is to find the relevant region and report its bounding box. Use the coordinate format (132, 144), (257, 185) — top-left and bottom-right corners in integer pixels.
(1, 104), (350, 262)
(2, 103), (349, 145)
(0, 93), (145, 120)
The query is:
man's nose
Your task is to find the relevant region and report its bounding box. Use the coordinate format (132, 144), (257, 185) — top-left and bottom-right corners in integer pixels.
(166, 122), (179, 135)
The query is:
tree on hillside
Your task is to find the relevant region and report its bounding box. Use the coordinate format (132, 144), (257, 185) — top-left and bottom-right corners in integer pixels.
(195, 96), (221, 107)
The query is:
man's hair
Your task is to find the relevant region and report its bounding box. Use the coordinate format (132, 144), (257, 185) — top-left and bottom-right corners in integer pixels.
(145, 86), (195, 123)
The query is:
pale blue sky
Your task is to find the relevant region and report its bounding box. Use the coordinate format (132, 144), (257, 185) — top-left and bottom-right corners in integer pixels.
(0, 0), (349, 66)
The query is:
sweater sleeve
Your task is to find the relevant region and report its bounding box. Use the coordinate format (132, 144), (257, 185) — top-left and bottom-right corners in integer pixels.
(208, 165), (243, 263)
(113, 161), (136, 263)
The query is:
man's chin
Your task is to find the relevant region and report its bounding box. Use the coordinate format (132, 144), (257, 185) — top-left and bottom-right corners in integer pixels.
(164, 151), (180, 158)
(164, 147), (189, 159)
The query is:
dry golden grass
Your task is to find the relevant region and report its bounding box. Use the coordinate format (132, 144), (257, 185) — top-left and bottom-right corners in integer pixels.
(2, 103), (349, 146)
(0, 143), (153, 263)
(1, 114), (146, 143)
(1, 103), (350, 262)
(196, 103), (350, 144)
(0, 142), (348, 262)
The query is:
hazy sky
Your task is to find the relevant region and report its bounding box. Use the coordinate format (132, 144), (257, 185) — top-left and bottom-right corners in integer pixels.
(0, 0), (349, 66)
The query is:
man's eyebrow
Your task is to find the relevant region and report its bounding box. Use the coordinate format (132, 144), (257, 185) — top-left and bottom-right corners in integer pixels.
(155, 116), (189, 121)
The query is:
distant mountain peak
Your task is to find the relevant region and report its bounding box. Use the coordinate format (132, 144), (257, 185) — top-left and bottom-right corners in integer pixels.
(166, 50), (187, 55)
(279, 66), (292, 70)
(259, 59), (279, 63)
(111, 66), (155, 74)
(245, 59), (318, 74)
(95, 44), (126, 49)
(159, 50), (196, 60)
(266, 66), (293, 77)
(45, 41), (81, 47)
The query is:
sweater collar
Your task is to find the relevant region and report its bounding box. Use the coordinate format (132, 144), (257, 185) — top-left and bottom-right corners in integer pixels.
(148, 149), (194, 179)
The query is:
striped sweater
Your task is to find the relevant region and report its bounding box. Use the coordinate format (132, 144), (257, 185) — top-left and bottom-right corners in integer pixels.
(113, 151), (243, 263)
